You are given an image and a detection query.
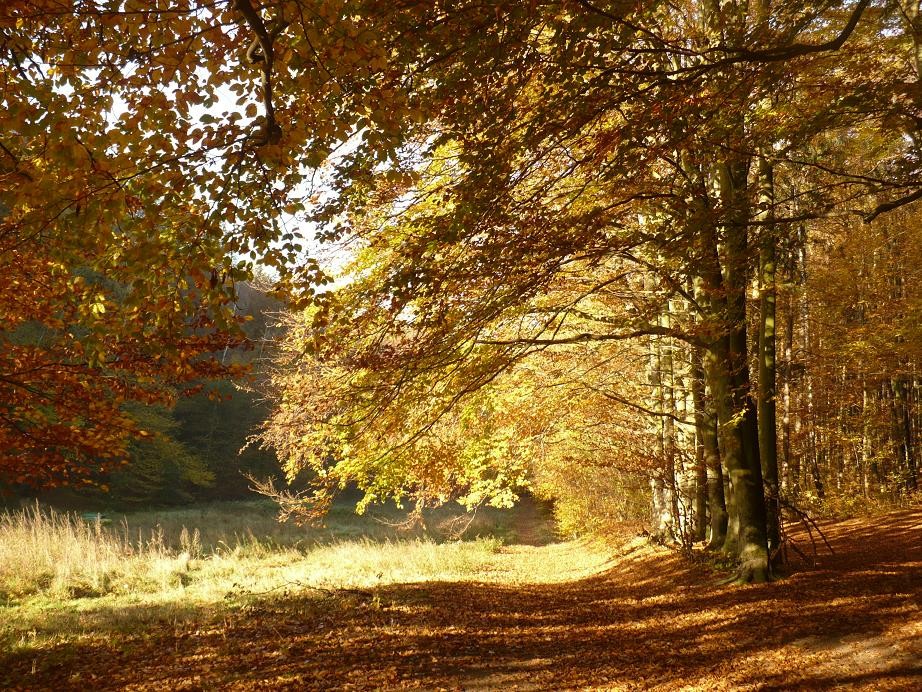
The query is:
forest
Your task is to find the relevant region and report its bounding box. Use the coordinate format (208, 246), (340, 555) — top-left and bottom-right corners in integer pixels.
(1, 0), (921, 689)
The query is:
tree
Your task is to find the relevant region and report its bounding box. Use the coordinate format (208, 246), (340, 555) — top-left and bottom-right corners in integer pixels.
(0, 0), (322, 484)
(255, 0), (922, 582)
(4, 1), (919, 581)
(107, 404), (215, 506)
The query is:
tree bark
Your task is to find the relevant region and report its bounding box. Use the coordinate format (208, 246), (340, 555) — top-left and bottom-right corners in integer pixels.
(715, 155), (770, 582)
(692, 345), (727, 546)
(891, 377), (919, 491)
(694, 168), (770, 581)
(757, 155), (781, 560)
(646, 275), (673, 539)
(782, 253), (797, 497)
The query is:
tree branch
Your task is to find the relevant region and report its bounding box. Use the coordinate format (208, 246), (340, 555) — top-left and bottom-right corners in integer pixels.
(722, 0), (871, 64)
(583, 383), (693, 426)
(477, 324), (705, 348)
(234, 0), (284, 145)
(863, 187), (922, 223)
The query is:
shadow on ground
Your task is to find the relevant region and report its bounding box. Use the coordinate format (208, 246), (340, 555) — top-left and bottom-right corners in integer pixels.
(2, 509), (919, 691)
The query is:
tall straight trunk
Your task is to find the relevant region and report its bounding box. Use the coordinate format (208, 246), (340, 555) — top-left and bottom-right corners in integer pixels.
(799, 222), (823, 500)
(650, 341), (669, 535)
(861, 379), (872, 497)
(782, 268), (797, 496)
(757, 155), (781, 559)
(678, 47), (769, 570)
(716, 156), (770, 581)
(683, 106), (769, 580)
(693, 423), (708, 542)
(913, 372), (921, 490)
(661, 309), (679, 537)
(811, 449), (826, 499)
(695, 163), (770, 580)
(672, 331), (698, 543)
(891, 377), (919, 491)
(836, 366), (848, 493)
(691, 352), (708, 542)
(646, 274), (672, 538)
(692, 344), (726, 545)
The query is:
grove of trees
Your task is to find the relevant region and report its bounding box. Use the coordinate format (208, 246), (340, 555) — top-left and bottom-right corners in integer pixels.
(3, 1), (921, 582)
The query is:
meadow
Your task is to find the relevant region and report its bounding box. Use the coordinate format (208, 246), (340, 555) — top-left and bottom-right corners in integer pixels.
(0, 497), (615, 659)
(2, 499), (919, 690)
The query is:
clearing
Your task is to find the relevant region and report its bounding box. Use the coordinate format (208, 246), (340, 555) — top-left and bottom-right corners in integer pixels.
(1, 503), (919, 690)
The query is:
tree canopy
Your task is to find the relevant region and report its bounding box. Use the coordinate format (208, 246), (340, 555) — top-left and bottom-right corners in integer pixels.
(3, 0), (921, 580)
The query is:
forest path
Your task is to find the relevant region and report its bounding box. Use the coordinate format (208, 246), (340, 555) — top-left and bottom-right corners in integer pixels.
(4, 508), (920, 691)
(505, 494), (557, 546)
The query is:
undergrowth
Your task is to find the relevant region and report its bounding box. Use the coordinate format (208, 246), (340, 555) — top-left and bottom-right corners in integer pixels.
(0, 499), (613, 655)
(0, 498), (605, 600)
(798, 487), (922, 520)
(0, 500), (534, 601)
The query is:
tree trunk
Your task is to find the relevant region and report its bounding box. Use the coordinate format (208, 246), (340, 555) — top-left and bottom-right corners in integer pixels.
(891, 377), (919, 491)
(692, 345), (726, 546)
(695, 161), (770, 581)
(661, 309), (680, 539)
(715, 156), (770, 582)
(646, 276), (673, 539)
(782, 257), (797, 497)
(757, 155), (781, 560)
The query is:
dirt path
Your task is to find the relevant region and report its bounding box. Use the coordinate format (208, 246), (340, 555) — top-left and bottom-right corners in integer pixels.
(3, 509), (920, 691)
(506, 494), (556, 546)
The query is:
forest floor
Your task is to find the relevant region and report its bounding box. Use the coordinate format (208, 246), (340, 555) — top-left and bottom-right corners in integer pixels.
(1, 504), (920, 691)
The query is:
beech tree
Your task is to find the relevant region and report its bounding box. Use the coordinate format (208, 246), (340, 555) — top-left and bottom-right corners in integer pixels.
(255, 0), (922, 583)
(4, 1), (920, 583)
(0, 0), (375, 483)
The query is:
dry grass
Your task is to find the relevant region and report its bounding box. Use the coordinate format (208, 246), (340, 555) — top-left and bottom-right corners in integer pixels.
(0, 497), (613, 657)
(0, 503), (195, 600)
(0, 499), (557, 601)
(4, 508), (919, 690)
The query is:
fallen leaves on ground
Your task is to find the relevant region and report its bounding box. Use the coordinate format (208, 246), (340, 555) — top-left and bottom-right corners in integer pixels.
(2, 509), (919, 690)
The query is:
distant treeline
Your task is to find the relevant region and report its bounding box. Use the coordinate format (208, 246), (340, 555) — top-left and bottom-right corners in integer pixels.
(3, 282), (283, 510)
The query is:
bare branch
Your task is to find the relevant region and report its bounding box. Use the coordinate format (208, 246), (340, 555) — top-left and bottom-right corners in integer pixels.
(477, 324), (705, 348)
(721, 0), (871, 64)
(234, 0), (286, 145)
(863, 187), (922, 223)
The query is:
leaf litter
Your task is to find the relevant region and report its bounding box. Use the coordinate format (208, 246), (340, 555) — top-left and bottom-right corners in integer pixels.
(1, 508), (919, 690)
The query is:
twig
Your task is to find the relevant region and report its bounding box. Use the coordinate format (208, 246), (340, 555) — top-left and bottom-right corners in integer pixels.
(777, 495), (835, 563)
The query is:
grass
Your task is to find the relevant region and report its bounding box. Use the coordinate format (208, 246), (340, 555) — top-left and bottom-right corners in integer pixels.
(4, 507), (919, 690)
(0, 497), (614, 657)
(0, 499), (530, 599)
